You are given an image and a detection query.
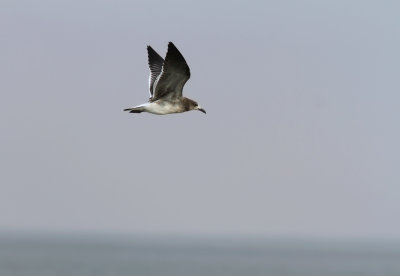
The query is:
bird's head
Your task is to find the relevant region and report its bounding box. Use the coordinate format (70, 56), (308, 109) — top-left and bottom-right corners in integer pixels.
(185, 98), (206, 114)
(193, 102), (206, 114)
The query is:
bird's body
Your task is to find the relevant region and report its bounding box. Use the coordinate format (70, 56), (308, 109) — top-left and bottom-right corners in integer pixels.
(124, 42), (206, 115)
(126, 98), (195, 115)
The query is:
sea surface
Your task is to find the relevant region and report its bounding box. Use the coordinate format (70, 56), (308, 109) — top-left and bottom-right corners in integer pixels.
(0, 234), (399, 276)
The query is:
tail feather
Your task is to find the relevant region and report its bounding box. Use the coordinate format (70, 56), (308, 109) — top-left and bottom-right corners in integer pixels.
(124, 107), (144, 113)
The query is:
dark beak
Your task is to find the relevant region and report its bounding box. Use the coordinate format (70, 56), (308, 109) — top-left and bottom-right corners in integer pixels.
(198, 108), (206, 114)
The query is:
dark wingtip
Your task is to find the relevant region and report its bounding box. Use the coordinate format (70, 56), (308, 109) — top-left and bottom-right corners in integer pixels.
(147, 45), (158, 55)
(168, 41), (176, 47)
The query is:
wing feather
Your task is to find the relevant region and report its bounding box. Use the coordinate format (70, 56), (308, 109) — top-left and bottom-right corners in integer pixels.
(151, 42), (190, 101)
(147, 46), (164, 97)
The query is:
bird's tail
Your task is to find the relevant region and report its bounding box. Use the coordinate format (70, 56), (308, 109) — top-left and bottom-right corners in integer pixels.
(123, 107), (144, 113)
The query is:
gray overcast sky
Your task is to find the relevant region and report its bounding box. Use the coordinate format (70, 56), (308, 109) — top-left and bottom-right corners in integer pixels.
(1, 0), (399, 240)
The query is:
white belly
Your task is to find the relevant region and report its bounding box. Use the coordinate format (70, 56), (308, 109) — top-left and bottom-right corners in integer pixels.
(142, 102), (183, 115)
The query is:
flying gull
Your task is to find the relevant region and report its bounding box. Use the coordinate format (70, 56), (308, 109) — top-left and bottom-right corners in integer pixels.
(124, 42), (206, 115)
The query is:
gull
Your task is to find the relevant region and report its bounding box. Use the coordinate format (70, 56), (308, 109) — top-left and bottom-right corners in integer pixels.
(124, 42), (206, 115)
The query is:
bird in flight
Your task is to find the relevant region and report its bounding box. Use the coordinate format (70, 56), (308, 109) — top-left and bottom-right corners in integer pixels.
(124, 42), (206, 115)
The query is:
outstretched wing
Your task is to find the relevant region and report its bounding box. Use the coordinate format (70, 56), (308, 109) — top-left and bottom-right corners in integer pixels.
(147, 46), (164, 98)
(151, 42), (190, 101)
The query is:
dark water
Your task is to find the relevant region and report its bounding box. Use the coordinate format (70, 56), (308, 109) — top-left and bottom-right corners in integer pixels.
(1, 235), (400, 276)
